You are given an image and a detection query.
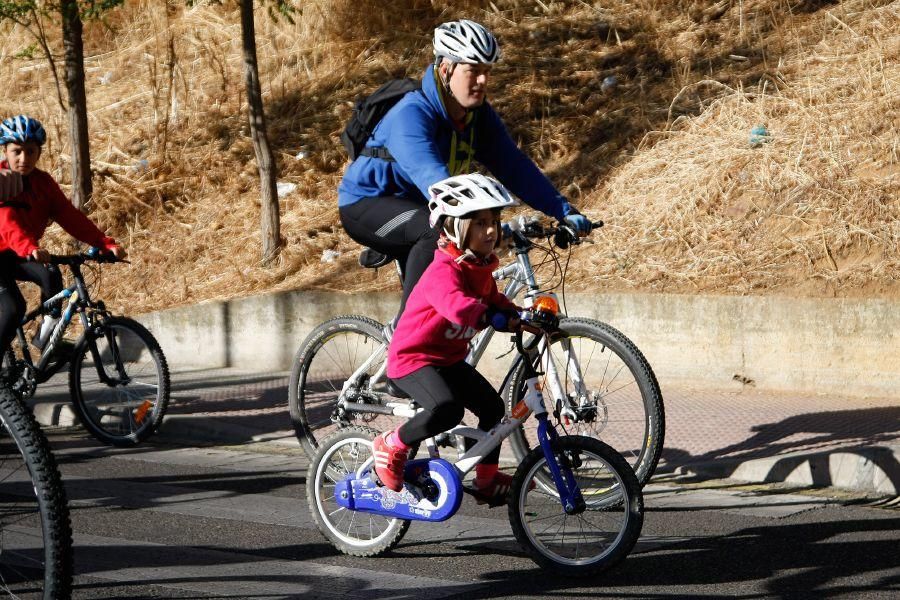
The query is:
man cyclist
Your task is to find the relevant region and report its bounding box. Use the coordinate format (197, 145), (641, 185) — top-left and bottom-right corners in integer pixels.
(338, 19), (591, 331)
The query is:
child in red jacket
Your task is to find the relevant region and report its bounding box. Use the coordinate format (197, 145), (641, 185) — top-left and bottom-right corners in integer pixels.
(0, 115), (125, 355)
(375, 174), (522, 506)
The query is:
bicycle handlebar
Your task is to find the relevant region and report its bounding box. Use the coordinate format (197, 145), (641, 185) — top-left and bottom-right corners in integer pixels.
(506, 217), (604, 249)
(38, 249), (124, 266)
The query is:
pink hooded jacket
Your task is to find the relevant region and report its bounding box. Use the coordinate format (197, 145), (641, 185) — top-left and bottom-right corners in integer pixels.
(387, 246), (518, 379)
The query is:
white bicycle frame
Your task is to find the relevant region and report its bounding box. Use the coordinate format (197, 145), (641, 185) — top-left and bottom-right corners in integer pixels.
(355, 340), (554, 481)
(337, 237), (591, 429)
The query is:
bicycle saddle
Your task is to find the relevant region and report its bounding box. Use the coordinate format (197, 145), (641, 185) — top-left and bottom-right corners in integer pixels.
(358, 248), (393, 269)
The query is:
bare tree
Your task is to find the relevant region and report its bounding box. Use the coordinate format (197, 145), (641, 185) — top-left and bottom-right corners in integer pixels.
(60, 0), (92, 210)
(239, 0), (280, 263)
(0, 0), (125, 211)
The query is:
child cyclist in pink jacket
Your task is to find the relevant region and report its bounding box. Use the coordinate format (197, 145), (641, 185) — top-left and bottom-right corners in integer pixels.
(376, 173), (523, 506)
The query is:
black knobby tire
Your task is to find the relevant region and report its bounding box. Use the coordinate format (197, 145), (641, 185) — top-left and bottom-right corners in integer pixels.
(306, 426), (410, 557)
(509, 435), (643, 576)
(69, 316), (171, 447)
(505, 318), (664, 487)
(290, 316), (407, 458)
(0, 387), (73, 598)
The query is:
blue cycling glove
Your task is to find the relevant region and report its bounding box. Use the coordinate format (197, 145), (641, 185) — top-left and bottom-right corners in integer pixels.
(484, 306), (520, 332)
(563, 211), (592, 234)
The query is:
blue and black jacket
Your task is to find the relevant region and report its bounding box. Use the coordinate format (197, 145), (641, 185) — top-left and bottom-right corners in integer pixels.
(337, 66), (573, 220)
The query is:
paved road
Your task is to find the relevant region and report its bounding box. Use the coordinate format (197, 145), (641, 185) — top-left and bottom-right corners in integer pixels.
(18, 367), (900, 598)
(41, 430), (897, 599)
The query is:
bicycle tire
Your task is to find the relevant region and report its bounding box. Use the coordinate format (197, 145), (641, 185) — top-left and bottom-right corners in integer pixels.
(0, 387), (73, 598)
(290, 316), (408, 457)
(509, 435), (643, 576)
(505, 318), (664, 487)
(306, 426), (410, 556)
(69, 316), (170, 447)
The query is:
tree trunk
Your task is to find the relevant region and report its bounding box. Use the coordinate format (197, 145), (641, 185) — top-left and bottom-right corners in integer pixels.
(240, 0), (280, 263)
(60, 0), (92, 211)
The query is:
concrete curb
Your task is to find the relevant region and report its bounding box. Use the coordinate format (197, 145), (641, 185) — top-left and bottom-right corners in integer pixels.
(134, 289), (900, 398)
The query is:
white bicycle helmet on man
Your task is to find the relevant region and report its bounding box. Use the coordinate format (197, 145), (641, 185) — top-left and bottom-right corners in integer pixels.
(433, 19), (500, 64)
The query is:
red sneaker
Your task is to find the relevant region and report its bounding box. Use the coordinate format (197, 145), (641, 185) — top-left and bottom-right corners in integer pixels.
(471, 471), (516, 507)
(372, 432), (409, 492)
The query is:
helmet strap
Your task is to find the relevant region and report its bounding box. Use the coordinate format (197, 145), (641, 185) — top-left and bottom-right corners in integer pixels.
(437, 60), (468, 119)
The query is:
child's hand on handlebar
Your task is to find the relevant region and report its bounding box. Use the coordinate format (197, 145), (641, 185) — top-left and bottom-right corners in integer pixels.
(109, 245), (127, 260)
(485, 306), (521, 332)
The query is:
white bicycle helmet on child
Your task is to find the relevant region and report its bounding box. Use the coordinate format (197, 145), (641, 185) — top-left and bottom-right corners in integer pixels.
(433, 20), (500, 64)
(428, 174), (518, 246)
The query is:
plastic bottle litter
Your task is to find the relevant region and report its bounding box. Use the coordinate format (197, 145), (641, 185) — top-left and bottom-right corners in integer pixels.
(320, 249), (341, 263)
(749, 125), (771, 147)
(276, 182), (297, 198)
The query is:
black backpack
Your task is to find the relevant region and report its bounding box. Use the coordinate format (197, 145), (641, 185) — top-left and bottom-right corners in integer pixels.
(340, 78), (421, 161)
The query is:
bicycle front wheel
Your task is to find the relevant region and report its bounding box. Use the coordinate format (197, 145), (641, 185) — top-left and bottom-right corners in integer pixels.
(509, 435), (643, 576)
(505, 318), (664, 487)
(290, 316), (407, 457)
(69, 317), (171, 447)
(0, 387), (72, 598)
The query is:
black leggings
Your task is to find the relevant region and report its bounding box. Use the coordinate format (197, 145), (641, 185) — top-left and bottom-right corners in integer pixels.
(393, 362), (505, 465)
(339, 196), (440, 316)
(0, 253), (63, 352)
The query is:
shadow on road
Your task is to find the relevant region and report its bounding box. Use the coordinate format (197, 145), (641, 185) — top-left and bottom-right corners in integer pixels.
(659, 407), (900, 494)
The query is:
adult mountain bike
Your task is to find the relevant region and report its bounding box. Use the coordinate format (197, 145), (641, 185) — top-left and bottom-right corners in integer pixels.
(307, 309), (643, 576)
(2, 248), (170, 447)
(0, 385), (72, 598)
(290, 217), (665, 486)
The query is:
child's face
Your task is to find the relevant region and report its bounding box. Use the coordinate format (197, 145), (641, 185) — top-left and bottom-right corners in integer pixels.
(4, 141), (42, 175)
(464, 209), (501, 257)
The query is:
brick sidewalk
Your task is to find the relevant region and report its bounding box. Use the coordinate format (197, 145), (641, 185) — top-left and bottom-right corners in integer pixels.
(34, 367), (900, 495)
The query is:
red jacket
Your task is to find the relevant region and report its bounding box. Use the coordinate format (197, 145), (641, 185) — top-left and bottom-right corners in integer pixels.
(387, 244), (518, 379)
(0, 161), (116, 257)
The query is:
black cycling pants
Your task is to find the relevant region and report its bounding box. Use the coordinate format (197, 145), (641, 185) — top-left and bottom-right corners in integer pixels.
(393, 361), (505, 465)
(0, 253), (63, 352)
(339, 196), (440, 317)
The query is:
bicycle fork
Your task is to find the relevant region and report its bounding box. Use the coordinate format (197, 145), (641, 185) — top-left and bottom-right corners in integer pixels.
(80, 314), (129, 386)
(516, 365), (586, 515)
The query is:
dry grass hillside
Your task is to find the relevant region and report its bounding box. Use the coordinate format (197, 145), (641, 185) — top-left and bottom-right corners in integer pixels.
(0, 0), (897, 315)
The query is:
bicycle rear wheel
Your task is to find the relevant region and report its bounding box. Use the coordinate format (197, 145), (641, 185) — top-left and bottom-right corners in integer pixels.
(505, 318), (664, 487)
(290, 316), (408, 457)
(69, 317), (170, 447)
(0, 387), (72, 598)
(509, 435), (643, 576)
(306, 426), (410, 556)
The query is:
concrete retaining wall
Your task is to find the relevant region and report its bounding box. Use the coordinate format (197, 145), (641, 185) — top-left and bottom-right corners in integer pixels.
(136, 291), (899, 398)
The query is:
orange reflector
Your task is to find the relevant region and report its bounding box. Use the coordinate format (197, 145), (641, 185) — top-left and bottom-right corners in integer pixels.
(134, 400), (152, 425)
(533, 295), (559, 316)
(511, 400), (529, 420)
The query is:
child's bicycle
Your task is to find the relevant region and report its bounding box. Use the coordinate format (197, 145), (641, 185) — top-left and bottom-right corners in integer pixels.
(1, 248), (171, 447)
(290, 217), (665, 487)
(306, 309), (644, 576)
